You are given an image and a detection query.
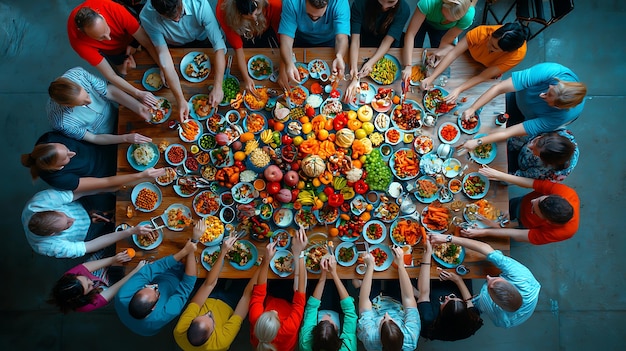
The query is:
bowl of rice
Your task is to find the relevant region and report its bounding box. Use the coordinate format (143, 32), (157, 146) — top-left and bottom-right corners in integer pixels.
(127, 142), (159, 171)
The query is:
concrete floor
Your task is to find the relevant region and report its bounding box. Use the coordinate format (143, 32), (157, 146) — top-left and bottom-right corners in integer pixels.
(0, 1), (624, 350)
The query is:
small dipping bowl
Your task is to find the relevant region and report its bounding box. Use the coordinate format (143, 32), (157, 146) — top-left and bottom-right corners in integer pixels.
(220, 207), (236, 224)
(456, 265), (469, 275)
(356, 263), (367, 275)
(220, 192), (235, 207)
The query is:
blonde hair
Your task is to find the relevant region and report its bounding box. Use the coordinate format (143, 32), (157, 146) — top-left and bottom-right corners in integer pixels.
(254, 311), (279, 351)
(552, 79), (587, 109)
(442, 0), (472, 21)
(221, 0), (269, 40)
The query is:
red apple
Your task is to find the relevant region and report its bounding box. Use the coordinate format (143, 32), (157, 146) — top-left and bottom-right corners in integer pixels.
(267, 182), (281, 194)
(264, 165), (283, 182)
(283, 170), (299, 187)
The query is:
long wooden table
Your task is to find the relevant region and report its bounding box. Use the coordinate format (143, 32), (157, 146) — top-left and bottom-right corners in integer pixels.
(115, 48), (509, 279)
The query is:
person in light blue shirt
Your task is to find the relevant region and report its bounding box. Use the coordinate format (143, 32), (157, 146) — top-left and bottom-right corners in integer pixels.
(47, 67), (152, 144)
(357, 247), (420, 351)
(114, 221), (203, 336)
(22, 189), (155, 258)
(278, 0), (350, 89)
(140, 0), (228, 121)
(430, 234), (541, 328)
(458, 63), (587, 156)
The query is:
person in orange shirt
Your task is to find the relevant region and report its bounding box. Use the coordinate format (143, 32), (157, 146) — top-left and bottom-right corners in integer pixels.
(421, 23), (529, 103)
(462, 166), (579, 245)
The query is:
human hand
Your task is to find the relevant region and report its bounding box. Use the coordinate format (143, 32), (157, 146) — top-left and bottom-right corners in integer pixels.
(423, 237), (433, 254)
(244, 77), (259, 98)
(114, 250), (133, 264)
(134, 225), (159, 239)
(421, 77), (433, 91)
(137, 90), (158, 106)
(428, 233), (448, 245)
(292, 225), (308, 254)
(125, 133), (152, 144)
(343, 79), (359, 105)
(460, 227), (486, 238)
(159, 70), (168, 88)
(444, 89), (460, 104)
(138, 105), (152, 122)
(192, 219), (207, 242)
(332, 56), (345, 78)
(265, 241), (278, 261)
(460, 108), (476, 122)
(322, 255), (337, 275)
(456, 139), (479, 156)
(391, 245), (404, 266)
(285, 63), (301, 86)
(437, 267), (461, 282)
(221, 233), (237, 252)
(401, 66), (412, 82)
(358, 60), (374, 78)
(184, 239), (198, 253)
(362, 252), (375, 267)
(178, 102), (190, 122)
(142, 167), (166, 179)
(208, 86), (224, 107)
(478, 164), (505, 180)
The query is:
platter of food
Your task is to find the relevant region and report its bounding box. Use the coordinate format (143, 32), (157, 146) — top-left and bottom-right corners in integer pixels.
(458, 114), (481, 134)
(335, 242), (358, 267)
(131, 182), (162, 212)
(271, 250), (295, 277)
(227, 240), (258, 270)
(127, 142), (159, 171)
(363, 220), (387, 244)
(305, 244), (328, 274)
(270, 229), (291, 250)
(433, 243), (465, 268)
(462, 172), (489, 199)
(371, 88), (394, 113)
(390, 216), (424, 246)
(391, 100), (423, 132)
(231, 182), (255, 204)
(174, 176), (199, 198)
(199, 215), (224, 245)
(243, 86), (269, 111)
(132, 220), (163, 250)
(162, 204), (193, 232)
(438, 122), (461, 144)
(286, 85), (309, 107)
(469, 133), (497, 164)
(148, 97), (172, 124)
(414, 176), (440, 204)
(273, 208), (294, 227)
(308, 59), (330, 81)
(423, 87), (457, 115)
(193, 190), (220, 217)
(164, 144), (187, 166)
(421, 203), (451, 233)
(180, 51), (211, 82)
(179, 119), (202, 143)
(295, 62), (309, 84)
(463, 199), (501, 228)
(336, 215), (364, 242)
(369, 244), (393, 271)
(201, 246), (221, 271)
(295, 208), (318, 230)
(373, 197), (401, 223)
(188, 94), (215, 120)
(248, 54), (273, 80)
(243, 113), (267, 134)
(142, 67), (163, 92)
(413, 135), (434, 155)
(369, 54), (400, 85)
(314, 206), (339, 224)
(155, 167), (177, 186)
(389, 148), (420, 180)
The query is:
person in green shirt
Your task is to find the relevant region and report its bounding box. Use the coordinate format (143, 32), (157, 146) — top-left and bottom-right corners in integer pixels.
(299, 255), (357, 351)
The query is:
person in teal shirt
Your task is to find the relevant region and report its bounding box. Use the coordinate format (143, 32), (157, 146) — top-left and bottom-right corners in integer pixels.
(299, 256), (357, 351)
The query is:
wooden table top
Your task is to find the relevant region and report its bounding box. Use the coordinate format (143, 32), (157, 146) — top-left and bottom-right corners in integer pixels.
(115, 48), (508, 279)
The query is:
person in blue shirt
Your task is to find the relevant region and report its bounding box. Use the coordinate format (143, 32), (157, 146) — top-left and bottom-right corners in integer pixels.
(458, 62), (587, 155)
(278, 0), (350, 89)
(140, 0), (228, 121)
(429, 233), (541, 328)
(114, 221), (204, 336)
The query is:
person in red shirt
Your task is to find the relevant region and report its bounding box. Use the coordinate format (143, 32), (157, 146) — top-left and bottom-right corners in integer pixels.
(461, 166), (579, 245)
(67, 0), (160, 105)
(249, 230), (308, 351)
(216, 0), (282, 93)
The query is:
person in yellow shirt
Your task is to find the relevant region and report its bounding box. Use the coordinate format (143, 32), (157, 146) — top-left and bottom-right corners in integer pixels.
(173, 235), (259, 350)
(421, 23), (529, 103)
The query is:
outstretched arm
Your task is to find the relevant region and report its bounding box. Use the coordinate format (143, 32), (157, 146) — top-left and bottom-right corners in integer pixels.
(358, 253), (375, 313)
(84, 225), (155, 254)
(326, 256), (349, 300)
(105, 84), (152, 122)
(393, 246), (417, 308)
(401, 9), (426, 81)
(100, 260), (147, 302)
(94, 60), (151, 105)
(429, 233), (495, 256)
(422, 38), (469, 90)
(461, 227), (531, 243)
(438, 268), (474, 307)
(417, 240), (432, 303)
(153, 44), (188, 122)
(81, 131), (152, 145)
(479, 165), (535, 188)
(74, 168), (165, 193)
(461, 77), (516, 121)
(458, 123), (526, 154)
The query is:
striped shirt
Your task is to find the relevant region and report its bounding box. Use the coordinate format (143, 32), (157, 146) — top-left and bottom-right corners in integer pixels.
(472, 250), (541, 328)
(21, 189), (91, 258)
(47, 67), (114, 140)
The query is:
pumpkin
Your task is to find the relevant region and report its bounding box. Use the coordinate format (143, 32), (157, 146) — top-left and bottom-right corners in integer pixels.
(302, 155), (326, 178)
(335, 128), (355, 148)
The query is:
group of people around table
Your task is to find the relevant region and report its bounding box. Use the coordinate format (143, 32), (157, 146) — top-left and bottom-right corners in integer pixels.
(17, 0), (588, 349)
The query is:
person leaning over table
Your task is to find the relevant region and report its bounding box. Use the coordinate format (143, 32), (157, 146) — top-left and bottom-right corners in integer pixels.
(401, 0), (475, 82)
(277, 0), (350, 89)
(298, 255), (357, 351)
(249, 230), (308, 351)
(429, 233), (541, 328)
(357, 247), (420, 351)
(421, 23), (529, 103)
(21, 131), (165, 193)
(114, 221), (204, 336)
(68, 0), (160, 106)
(508, 129), (578, 182)
(457, 62), (587, 154)
(174, 235), (260, 350)
(416, 238), (483, 340)
(216, 0), (283, 94)
(48, 251), (145, 313)
(140, 0), (228, 121)
(21, 188), (157, 259)
(462, 165), (580, 245)
(47, 67), (153, 143)
(344, 0), (410, 104)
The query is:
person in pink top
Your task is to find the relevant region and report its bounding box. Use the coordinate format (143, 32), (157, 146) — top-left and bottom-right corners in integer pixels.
(216, 0), (283, 93)
(48, 251), (145, 313)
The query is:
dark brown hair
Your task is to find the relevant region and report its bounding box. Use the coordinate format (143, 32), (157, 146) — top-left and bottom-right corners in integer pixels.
(535, 132), (576, 170)
(48, 273), (102, 313)
(49, 77), (82, 106)
(364, 0), (400, 36)
(312, 320), (342, 351)
(21, 143), (60, 180)
(426, 299), (483, 340)
(380, 319), (403, 351)
(539, 195), (574, 224)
